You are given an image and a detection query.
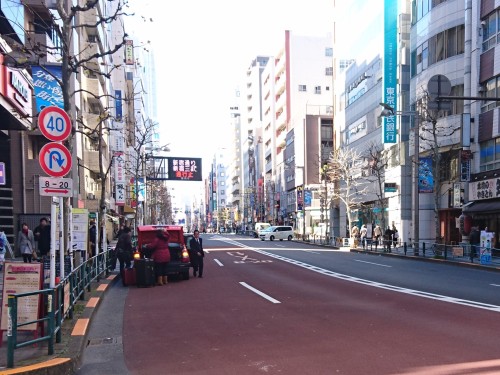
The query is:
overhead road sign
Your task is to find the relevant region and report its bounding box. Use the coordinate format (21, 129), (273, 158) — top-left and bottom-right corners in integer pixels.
(39, 177), (73, 197)
(38, 106), (72, 142)
(39, 142), (72, 177)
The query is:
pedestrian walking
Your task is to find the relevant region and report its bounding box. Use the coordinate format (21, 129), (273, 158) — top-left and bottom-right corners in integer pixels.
(34, 217), (51, 259)
(384, 227), (394, 252)
(360, 224), (368, 249)
(469, 226), (480, 259)
(0, 227), (7, 270)
(351, 225), (360, 248)
(189, 229), (205, 277)
(373, 225), (382, 250)
(150, 229), (171, 286)
(89, 220), (97, 258)
(16, 223), (35, 263)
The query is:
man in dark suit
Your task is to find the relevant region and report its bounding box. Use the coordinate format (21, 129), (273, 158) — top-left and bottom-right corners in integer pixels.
(189, 229), (205, 278)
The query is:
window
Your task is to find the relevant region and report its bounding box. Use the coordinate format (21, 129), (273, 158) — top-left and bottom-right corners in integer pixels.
(480, 138), (500, 171)
(220, 190), (225, 195)
(325, 67), (333, 76)
(315, 86), (321, 94)
(298, 85), (307, 92)
(325, 47), (333, 57)
(220, 172), (225, 177)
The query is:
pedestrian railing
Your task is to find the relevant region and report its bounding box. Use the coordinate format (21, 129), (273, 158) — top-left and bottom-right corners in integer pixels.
(6, 248), (113, 368)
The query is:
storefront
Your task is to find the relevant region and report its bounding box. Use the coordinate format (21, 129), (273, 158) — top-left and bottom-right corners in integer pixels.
(464, 177), (500, 247)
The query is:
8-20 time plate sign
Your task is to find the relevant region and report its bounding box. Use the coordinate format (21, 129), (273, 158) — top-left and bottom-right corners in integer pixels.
(39, 176), (73, 197)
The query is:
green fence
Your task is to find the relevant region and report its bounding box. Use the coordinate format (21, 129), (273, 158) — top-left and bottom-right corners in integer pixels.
(6, 249), (112, 368)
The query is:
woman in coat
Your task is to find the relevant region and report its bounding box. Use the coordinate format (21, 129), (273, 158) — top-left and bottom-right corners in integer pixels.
(17, 223), (35, 263)
(150, 229), (171, 286)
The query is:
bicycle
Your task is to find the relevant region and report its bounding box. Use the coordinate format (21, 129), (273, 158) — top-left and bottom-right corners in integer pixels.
(430, 243), (445, 257)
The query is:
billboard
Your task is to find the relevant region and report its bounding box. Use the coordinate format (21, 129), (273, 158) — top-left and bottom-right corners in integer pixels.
(147, 157), (202, 181)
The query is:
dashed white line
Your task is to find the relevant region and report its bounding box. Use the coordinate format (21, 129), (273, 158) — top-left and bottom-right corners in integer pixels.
(239, 282), (281, 304)
(214, 259), (224, 266)
(490, 284), (500, 287)
(355, 260), (392, 267)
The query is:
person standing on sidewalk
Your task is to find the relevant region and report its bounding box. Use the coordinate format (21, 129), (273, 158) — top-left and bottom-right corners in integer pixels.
(116, 226), (133, 272)
(34, 217), (51, 259)
(17, 223), (35, 263)
(189, 229), (205, 277)
(0, 227), (7, 270)
(360, 224), (368, 249)
(469, 226), (480, 260)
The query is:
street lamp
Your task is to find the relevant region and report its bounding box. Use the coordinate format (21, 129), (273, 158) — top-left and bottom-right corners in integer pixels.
(380, 104), (420, 254)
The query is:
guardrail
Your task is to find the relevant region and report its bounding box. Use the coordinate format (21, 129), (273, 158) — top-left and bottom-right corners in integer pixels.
(6, 248), (113, 368)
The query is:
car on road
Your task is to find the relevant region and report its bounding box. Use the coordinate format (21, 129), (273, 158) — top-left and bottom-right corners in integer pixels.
(137, 225), (191, 281)
(253, 222), (271, 238)
(259, 225), (294, 241)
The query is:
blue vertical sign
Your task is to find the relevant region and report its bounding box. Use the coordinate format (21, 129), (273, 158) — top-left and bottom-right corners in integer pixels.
(115, 90), (122, 121)
(383, 0), (398, 143)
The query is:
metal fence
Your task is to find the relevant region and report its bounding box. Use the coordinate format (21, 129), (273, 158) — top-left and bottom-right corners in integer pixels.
(6, 248), (112, 368)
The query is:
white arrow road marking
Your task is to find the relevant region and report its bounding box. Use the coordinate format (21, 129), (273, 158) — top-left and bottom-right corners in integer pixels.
(239, 282), (280, 304)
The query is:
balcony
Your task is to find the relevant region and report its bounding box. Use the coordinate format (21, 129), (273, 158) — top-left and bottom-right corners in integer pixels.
(23, 0), (55, 17)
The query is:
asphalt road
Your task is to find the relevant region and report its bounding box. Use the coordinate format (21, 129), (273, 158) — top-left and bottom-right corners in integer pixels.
(76, 234), (500, 374)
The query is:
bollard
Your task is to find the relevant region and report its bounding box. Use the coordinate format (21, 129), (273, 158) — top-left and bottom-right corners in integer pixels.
(422, 242), (425, 257)
(444, 244), (448, 260)
(413, 241), (418, 256)
(404, 242), (407, 255)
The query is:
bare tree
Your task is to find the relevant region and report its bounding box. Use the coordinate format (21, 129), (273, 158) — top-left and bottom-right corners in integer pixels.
(417, 96), (462, 242)
(124, 118), (157, 227)
(325, 147), (369, 237)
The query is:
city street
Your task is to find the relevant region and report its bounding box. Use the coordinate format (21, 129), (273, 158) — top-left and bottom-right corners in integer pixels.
(77, 235), (500, 374)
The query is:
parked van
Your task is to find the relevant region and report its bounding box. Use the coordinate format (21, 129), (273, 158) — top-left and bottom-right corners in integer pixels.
(259, 225), (294, 241)
(253, 222), (271, 238)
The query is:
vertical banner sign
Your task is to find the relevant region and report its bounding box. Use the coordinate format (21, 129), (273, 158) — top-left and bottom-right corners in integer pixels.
(383, 0), (398, 143)
(32, 65), (64, 112)
(418, 157), (434, 193)
(125, 40), (134, 65)
(114, 153), (126, 206)
(115, 90), (123, 120)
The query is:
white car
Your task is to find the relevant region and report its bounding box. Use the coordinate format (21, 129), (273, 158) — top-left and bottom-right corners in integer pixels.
(259, 226), (294, 241)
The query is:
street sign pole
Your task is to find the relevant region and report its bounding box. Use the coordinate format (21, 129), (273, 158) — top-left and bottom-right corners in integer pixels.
(50, 197), (57, 288)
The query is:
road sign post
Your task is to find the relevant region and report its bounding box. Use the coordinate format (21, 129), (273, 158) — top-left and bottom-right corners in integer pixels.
(39, 142), (72, 177)
(38, 106), (72, 142)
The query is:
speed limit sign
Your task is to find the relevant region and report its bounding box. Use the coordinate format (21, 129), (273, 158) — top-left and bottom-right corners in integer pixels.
(38, 106), (72, 142)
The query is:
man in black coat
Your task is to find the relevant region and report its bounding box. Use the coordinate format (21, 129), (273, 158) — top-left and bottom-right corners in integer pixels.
(34, 217), (51, 258)
(189, 229), (205, 278)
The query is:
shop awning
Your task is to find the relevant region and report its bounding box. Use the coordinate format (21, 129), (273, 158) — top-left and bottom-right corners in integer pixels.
(463, 200), (500, 213)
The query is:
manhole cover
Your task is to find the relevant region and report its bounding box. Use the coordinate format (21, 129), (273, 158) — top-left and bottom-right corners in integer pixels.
(87, 336), (122, 347)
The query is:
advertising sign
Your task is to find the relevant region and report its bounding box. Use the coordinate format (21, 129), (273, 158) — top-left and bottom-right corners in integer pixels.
(0, 162), (5, 185)
(31, 65), (63, 112)
(1, 262), (42, 331)
(382, 0), (398, 144)
(114, 153), (126, 206)
(418, 157), (434, 193)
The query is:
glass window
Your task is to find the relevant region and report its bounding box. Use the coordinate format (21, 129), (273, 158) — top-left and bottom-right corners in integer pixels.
(436, 32), (445, 61)
(447, 27), (456, 57)
(457, 25), (465, 54)
(480, 140), (495, 164)
(325, 48), (333, 57)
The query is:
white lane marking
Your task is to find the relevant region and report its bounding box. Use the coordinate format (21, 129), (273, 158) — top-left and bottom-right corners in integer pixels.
(239, 282), (281, 304)
(490, 284), (500, 287)
(213, 238), (500, 313)
(302, 250), (320, 254)
(252, 249), (500, 313)
(355, 260), (392, 268)
(214, 259), (224, 266)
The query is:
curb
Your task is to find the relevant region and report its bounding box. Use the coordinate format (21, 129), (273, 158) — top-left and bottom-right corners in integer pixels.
(0, 271), (119, 374)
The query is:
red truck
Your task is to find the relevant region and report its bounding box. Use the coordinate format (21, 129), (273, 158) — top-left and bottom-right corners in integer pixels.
(136, 225), (191, 281)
